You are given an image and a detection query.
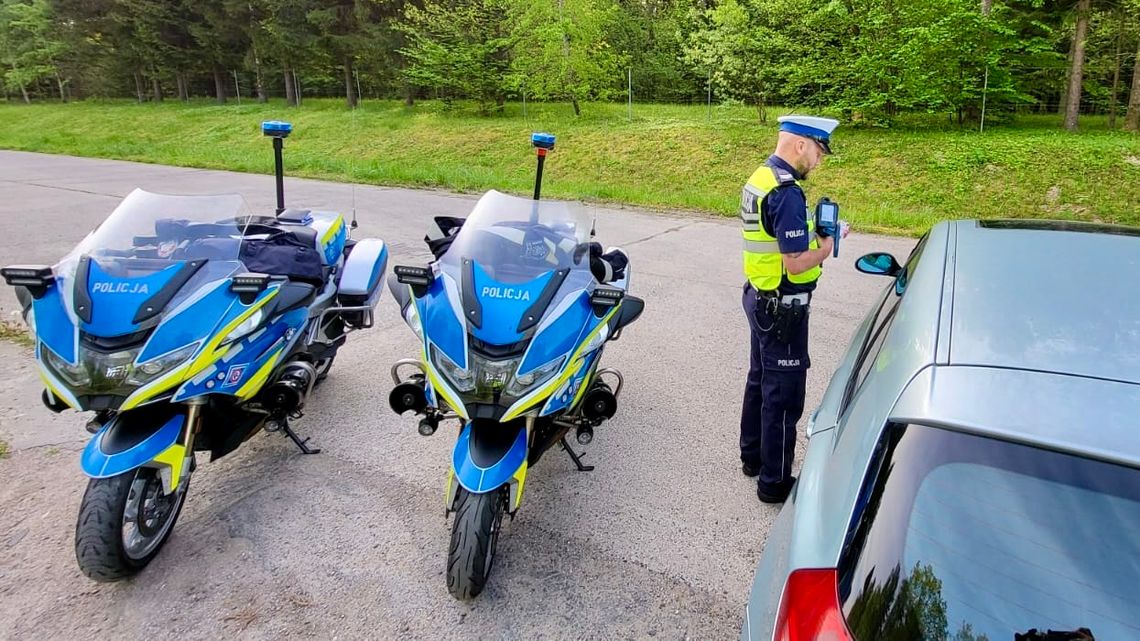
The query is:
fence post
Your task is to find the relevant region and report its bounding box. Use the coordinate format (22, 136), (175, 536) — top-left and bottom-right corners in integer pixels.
(707, 70), (712, 122)
(980, 67), (989, 133)
(627, 68), (632, 122)
(233, 70), (241, 105)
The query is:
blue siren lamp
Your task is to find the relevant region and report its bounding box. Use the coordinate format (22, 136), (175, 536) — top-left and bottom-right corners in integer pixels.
(261, 121), (293, 214)
(531, 132), (556, 150)
(531, 132), (556, 201)
(262, 120), (293, 138)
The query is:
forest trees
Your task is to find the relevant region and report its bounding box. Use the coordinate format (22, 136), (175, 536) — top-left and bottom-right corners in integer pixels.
(2, 0), (1137, 131)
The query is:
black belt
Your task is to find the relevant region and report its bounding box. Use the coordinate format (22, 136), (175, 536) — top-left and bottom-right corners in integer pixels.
(755, 288), (811, 306)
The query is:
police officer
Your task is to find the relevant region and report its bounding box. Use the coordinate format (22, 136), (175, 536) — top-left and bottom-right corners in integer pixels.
(738, 115), (847, 503)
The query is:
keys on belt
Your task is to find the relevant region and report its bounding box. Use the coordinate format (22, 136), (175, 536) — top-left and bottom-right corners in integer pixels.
(757, 290), (811, 343)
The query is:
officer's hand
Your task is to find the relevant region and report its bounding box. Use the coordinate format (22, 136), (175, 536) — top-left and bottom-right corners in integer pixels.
(819, 235), (835, 256)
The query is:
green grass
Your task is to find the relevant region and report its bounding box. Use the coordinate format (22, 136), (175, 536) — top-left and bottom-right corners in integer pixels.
(1, 99), (1138, 235)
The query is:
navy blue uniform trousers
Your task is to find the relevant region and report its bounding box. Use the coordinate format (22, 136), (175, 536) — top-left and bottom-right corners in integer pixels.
(740, 283), (810, 489)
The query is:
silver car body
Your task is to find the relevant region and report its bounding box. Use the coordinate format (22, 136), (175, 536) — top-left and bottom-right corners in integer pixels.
(740, 219), (1140, 639)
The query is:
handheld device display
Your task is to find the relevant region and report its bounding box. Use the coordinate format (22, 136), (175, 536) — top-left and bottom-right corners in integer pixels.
(815, 197), (840, 257)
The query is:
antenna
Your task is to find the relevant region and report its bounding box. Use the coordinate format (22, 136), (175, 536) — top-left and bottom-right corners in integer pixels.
(349, 82), (359, 230)
(351, 187), (358, 229)
(350, 113), (358, 229)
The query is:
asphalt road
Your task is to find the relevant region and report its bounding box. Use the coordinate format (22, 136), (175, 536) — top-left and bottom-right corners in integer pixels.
(0, 150), (915, 640)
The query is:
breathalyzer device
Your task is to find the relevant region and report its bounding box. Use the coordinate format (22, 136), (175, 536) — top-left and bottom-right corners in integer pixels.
(815, 197), (840, 258)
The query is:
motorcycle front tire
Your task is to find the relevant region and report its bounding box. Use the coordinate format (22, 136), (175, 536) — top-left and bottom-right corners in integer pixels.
(75, 467), (188, 582)
(446, 485), (507, 600)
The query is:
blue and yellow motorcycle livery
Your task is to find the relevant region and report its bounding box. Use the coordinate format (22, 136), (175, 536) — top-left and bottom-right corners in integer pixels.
(388, 134), (644, 599)
(0, 123), (388, 581)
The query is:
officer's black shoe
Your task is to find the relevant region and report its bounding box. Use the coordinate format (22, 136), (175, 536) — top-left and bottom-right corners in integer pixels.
(757, 476), (796, 504)
(742, 462), (760, 478)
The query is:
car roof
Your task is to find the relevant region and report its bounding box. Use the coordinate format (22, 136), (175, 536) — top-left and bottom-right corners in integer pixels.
(947, 219), (1140, 385)
(892, 364), (1140, 468)
(886, 220), (1140, 467)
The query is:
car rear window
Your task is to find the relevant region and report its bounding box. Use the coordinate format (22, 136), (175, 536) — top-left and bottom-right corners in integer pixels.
(838, 423), (1140, 641)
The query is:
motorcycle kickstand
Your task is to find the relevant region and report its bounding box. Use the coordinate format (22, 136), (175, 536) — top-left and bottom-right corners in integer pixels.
(268, 416), (321, 455)
(560, 437), (594, 472)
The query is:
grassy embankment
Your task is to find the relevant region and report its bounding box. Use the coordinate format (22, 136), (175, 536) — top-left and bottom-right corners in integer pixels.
(1, 99), (1138, 236)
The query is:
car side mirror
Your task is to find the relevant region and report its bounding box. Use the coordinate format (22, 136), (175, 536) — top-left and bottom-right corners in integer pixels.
(855, 252), (902, 278)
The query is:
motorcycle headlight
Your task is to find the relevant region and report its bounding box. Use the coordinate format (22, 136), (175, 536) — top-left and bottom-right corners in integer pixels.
(473, 356), (520, 397)
(223, 309), (264, 344)
(42, 345), (90, 387)
(506, 356), (565, 397)
(86, 349), (140, 391)
(431, 344), (475, 392)
(127, 343), (199, 386)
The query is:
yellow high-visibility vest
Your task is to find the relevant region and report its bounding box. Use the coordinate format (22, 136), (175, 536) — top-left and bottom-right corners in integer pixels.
(740, 164), (820, 292)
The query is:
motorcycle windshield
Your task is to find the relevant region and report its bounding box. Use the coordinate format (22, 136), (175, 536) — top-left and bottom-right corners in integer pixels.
(439, 190), (592, 283)
(438, 191), (595, 348)
(56, 188), (256, 336)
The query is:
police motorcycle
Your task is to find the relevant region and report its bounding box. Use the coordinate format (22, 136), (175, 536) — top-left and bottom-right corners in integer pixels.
(0, 121), (388, 581)
(387, 133), (644, 599)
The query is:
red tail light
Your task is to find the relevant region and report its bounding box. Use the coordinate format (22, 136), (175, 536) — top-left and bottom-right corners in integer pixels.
(774, 569), (853, 641)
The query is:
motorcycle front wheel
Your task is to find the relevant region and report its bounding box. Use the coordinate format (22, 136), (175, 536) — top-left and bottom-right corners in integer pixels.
(75, 466), (188, 582)
(446, 485), (508, 599)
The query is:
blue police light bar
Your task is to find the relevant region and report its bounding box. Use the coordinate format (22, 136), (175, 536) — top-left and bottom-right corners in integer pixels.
(262, 120), (293, 138)
(531, 133), (556, 150)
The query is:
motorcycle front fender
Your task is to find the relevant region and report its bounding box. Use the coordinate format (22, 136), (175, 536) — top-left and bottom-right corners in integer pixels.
(80, 407), (188, 493)
(450, 419), (528, 511)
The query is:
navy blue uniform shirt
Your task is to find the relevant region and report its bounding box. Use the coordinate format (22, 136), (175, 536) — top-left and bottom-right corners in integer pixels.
(761, 155), (816, 295)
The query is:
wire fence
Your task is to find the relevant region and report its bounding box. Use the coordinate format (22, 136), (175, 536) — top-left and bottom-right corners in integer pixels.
(8, 63), (1138, 133)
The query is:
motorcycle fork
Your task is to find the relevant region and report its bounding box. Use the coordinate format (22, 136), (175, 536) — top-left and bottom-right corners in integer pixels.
(155, 399), (203, 496)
